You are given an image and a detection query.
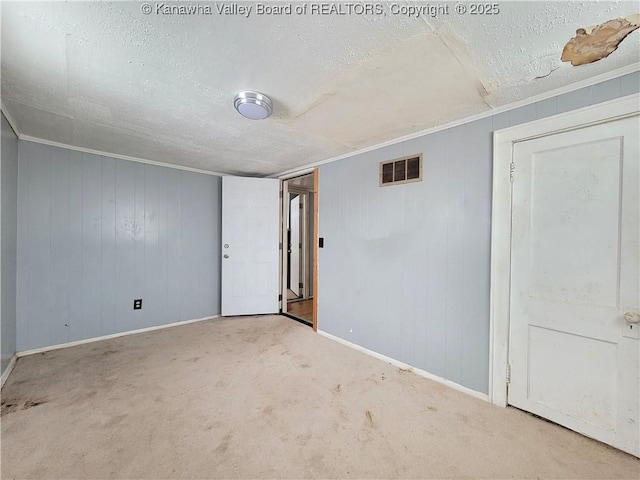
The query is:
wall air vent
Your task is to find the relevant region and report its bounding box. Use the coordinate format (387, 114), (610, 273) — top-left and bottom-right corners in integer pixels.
(380, 155), (422, 186)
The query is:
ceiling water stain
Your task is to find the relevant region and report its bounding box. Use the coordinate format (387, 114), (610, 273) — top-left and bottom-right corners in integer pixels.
(287, 31), (491, 149)
(435, 28), (493, 104)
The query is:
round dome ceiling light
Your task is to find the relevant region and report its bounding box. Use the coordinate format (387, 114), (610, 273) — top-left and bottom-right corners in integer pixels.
(233, 91), (273, 120)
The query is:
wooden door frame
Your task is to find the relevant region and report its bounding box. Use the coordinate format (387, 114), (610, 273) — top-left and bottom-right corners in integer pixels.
(489, 93), (639, 407)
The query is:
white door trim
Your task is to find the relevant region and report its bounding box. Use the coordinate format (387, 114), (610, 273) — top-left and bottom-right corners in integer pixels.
(489, 93), (640, 407)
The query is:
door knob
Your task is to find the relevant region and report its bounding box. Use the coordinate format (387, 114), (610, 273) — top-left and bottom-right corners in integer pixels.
(624, 312), (640, 324)
(223, 254), (229, 259)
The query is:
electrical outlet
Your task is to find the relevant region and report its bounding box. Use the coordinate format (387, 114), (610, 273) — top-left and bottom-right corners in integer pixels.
(133, 299), (142, 310)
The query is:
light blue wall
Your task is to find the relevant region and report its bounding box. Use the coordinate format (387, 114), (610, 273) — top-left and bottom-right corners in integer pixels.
(1, 112), (19, 374)
(17, 141), (221, 351)
(318, 71), (640, 395)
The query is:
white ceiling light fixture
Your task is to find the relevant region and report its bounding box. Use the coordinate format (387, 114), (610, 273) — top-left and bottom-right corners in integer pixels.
(233, 91), (273, 120)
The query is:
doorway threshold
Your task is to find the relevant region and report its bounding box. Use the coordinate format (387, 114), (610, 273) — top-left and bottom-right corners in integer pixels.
(281, 312), (312, 328)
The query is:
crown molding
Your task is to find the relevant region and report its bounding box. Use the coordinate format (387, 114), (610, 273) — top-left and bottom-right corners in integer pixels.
(1, 103), (21, 138)
(1, 102), (224, 177)
(18, 134), (224, 176)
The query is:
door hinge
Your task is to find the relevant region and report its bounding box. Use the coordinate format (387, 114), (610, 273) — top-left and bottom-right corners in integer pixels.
(279, 190), (283, 199)
(279, 242), (283, 250)
(506, 364), (511, 384)
(509, 162), (515, 183)
(278, 294), (282, 301)
(299, 282), (304, 289)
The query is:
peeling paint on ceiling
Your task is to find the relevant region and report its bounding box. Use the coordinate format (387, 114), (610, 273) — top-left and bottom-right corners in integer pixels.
(1, 1), (639, 176)
(562, 16), (639, 66)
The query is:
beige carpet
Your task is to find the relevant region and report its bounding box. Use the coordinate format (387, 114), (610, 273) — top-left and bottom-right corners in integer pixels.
(1, 315), (638, 479)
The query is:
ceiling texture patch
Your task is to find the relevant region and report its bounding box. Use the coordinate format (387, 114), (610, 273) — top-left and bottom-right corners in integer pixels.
(1, 1), (639, 176)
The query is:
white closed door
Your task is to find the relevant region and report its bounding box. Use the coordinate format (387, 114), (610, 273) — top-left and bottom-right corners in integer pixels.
(221, 176), (280, 316)
(508, 115), (639, 456)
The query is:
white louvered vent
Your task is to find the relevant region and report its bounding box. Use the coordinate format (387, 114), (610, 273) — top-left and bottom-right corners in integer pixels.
(380, 155), (422, 186)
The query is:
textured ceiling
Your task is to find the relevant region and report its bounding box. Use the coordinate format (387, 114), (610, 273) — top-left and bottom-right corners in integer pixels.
(2, 1), (639, 176)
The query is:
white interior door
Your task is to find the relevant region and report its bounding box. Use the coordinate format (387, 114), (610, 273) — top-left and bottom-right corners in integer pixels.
(221, 176), (280, 316)
(289, 194), (300, 296)
(508, 115), (639, 456)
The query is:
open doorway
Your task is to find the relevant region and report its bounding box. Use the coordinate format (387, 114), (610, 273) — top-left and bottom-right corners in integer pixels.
(281, 171), (317, 328)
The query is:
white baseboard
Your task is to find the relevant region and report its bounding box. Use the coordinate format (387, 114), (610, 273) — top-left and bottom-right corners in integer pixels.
(1, 354), (18, 389)
(17, 315), (220, 358)
(317, 330), (489, 402)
